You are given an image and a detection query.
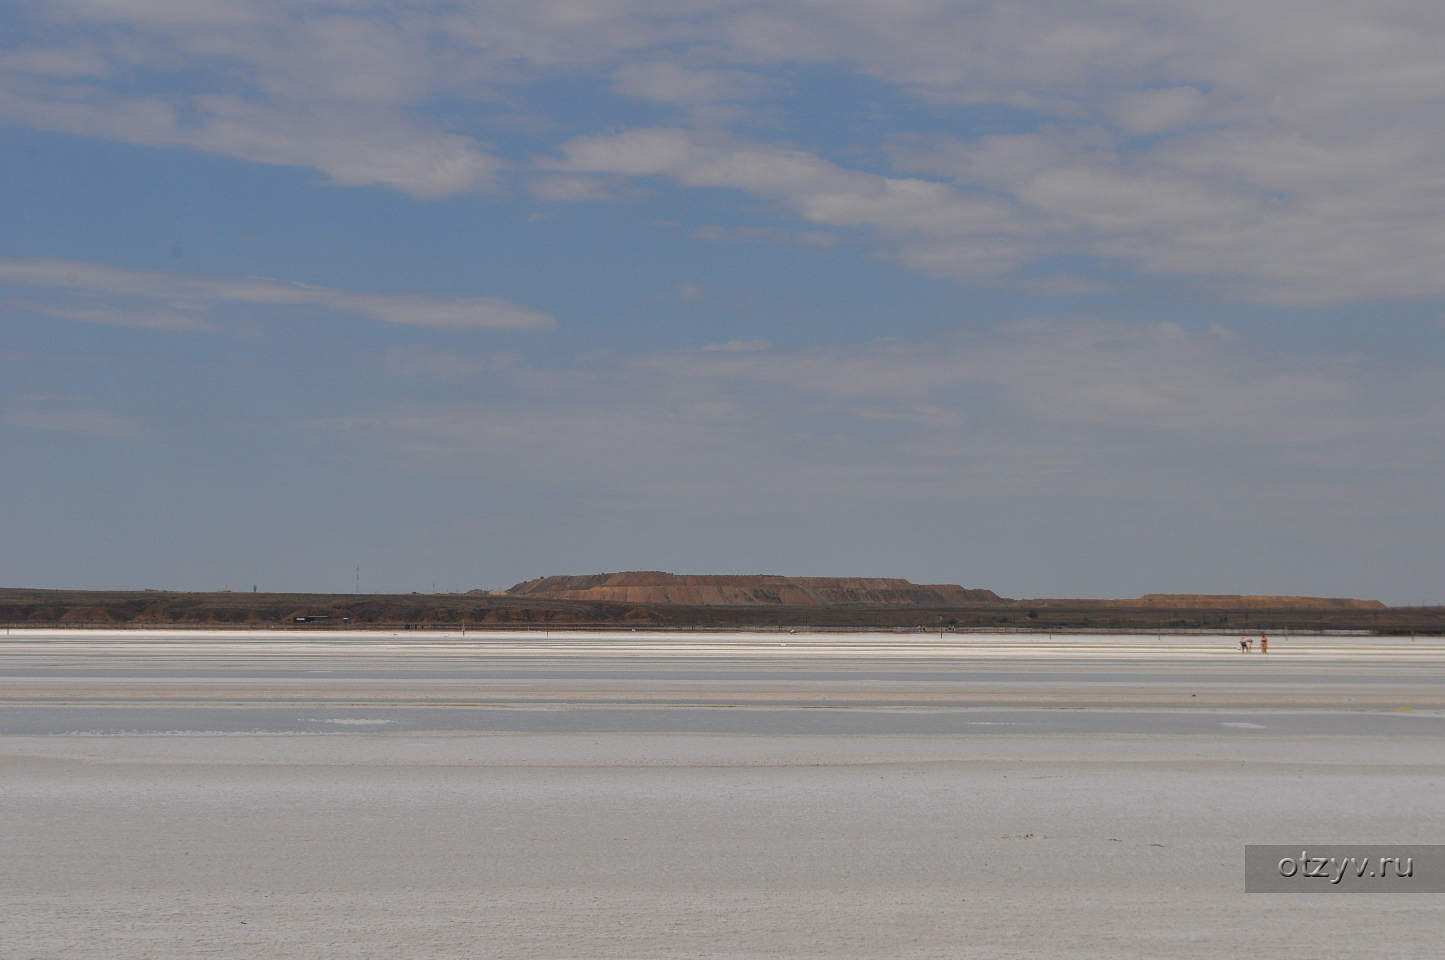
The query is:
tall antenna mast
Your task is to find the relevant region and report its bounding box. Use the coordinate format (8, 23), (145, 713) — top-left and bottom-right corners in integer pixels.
(355, 564), (360, 594)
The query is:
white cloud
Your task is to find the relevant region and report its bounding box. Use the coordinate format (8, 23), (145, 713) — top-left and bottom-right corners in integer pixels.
(5, 1), (500, 197)
(691, 225), (839, 247)
(6, 0), (1445, 300)
(886, 133), (1073, 186)
(612, 62), (767, 103)
(316, 316), (1429, 484)
(701, 338), (770, 352)
(633, 317), (1365, 442)
(550, 114), (1445, 301)
(10, 300), (215, 332)
(384, 347), (519, 379)
(52, 0), (260, 27)
(0, 47), (108, 77)
(0, 82), (500, 197)
(527, 174), (635, 202)
(3, 406), (141, 438)
(1114, 87), (1208, 134)
(307, 392), (759, 495)
(548, 128), (1030, 271)
(1017, 274), (1115, 296)
(0, 258), (555, 330)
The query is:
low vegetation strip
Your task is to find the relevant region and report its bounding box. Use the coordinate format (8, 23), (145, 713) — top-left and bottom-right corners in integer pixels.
(0, 580), (1438, 634)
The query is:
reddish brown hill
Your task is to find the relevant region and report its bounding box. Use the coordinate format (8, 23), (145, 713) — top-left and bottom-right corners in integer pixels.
(57, 606), (117, 624)
(506, 572), (1001, 606)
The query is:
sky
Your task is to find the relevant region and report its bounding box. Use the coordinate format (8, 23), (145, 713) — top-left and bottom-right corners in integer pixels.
(2, 1), (1442, 604)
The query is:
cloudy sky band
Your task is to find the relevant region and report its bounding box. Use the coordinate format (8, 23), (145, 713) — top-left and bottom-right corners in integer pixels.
(3, 0), (1442, 602)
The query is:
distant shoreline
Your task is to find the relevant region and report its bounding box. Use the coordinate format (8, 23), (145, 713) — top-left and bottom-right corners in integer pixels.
(3, 586), (1441, 635)
(0, 624), (1409, 636)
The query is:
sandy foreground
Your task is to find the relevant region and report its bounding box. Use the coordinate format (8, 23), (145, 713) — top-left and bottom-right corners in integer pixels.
(3, 630), (1444, 959)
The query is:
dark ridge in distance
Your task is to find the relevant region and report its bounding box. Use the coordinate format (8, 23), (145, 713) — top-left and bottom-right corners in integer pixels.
(0, 584), (1438, 634)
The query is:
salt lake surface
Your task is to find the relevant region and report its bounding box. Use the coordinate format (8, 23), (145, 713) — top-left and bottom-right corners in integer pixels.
(3, 629), (1444, 958)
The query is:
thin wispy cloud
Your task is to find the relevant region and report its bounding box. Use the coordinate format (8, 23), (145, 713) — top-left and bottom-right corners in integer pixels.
(700, 339), (771, 353)
(0, 259), (555, 331)
(612, 62), (768, 104)
(3, 406), (141, 439)
(11, 300), (216, 333)
(315, 318), (1434, 481)
(383, 347), (520, 379)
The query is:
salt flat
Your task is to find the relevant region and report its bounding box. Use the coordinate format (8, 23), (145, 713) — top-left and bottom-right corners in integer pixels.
(3, 630), (1443, 958)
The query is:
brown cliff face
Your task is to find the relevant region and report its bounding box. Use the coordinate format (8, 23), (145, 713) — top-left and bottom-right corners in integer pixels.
(506, 572), (1001, 606)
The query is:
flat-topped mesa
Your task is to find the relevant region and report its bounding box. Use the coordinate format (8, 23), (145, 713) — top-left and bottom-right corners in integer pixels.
(506, 572), (1001, 606)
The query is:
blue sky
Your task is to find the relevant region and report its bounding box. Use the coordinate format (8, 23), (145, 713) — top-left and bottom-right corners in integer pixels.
(2, 0), (1442, 603)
